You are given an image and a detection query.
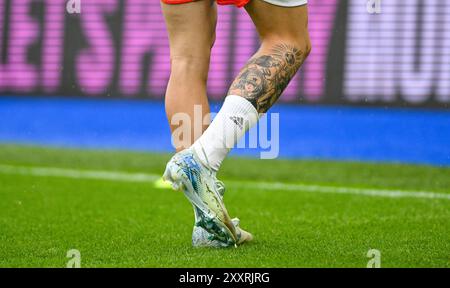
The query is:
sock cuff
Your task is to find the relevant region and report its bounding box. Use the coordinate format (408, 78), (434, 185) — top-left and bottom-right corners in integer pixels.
(224, 95), (259, 119)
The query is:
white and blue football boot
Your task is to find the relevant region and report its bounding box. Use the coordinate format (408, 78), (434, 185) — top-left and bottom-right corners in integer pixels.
(192, 215), (253, 248)
(191, 180), (253, 247)
(163, 148), (238, 246)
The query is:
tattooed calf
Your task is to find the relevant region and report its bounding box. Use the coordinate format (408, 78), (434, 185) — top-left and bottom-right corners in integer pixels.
(228, 43), (305, 113)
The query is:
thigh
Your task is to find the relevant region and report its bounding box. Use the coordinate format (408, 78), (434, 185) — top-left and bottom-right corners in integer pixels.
(244, 0), (309, 41)
(161, 0), (217, 59)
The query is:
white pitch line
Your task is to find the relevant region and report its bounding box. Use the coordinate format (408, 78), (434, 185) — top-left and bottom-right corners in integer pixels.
(0, 164), (449, 201)
(231, 181), (450, 200)
(0, 164), (160, 183)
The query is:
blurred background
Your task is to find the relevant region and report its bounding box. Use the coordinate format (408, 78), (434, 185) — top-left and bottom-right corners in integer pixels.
(2, 1), (450, 268)
(0, 0), (449, 166)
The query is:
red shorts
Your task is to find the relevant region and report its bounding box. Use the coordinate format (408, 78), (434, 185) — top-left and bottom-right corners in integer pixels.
(161, 0), (251, 8)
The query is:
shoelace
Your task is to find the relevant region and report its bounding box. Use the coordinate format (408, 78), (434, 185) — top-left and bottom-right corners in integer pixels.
(215, 180), (226, 197)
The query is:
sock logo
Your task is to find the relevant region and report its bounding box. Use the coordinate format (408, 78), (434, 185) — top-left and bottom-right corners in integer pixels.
(229, 116), (244, 130)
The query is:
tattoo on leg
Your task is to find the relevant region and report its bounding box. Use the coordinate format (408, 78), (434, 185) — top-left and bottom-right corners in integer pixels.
(228, 43), (305, 113)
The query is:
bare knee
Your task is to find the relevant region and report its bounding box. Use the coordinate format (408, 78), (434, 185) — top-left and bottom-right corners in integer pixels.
(286, 34), (312, 60)
(300, 34), (312, 59)
(168, 28), (214, 82)
(261, 33), (312, 62)
(170, 55), (211, 82)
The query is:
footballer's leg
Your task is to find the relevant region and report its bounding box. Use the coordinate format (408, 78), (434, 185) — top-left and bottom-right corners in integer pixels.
(161, 0), (216, 151)
(235, 0), (311, 113)
(162, 0), (240, 247)
(191, 0), (311, 172)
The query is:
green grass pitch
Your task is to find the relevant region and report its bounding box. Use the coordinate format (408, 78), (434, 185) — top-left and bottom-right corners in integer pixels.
(0, 144), (449, 267)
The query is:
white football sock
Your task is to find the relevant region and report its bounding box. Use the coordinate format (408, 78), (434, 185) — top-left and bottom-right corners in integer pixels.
(192, 95), (259, 172)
